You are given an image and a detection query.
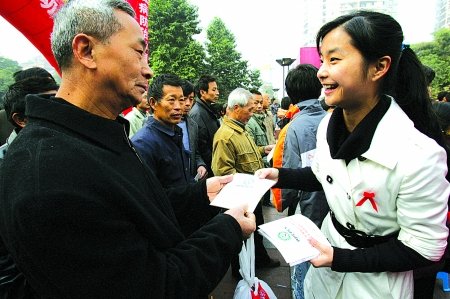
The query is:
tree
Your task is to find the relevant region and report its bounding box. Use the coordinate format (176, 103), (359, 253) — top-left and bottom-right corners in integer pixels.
(148, 0), (206, 81)
(0, 57), (21, 106)
(413, 28), (450, 97)
(205, 17), (262, 103)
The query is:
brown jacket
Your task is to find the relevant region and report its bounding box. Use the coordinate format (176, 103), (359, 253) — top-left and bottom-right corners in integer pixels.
(212, 116), (264, 176)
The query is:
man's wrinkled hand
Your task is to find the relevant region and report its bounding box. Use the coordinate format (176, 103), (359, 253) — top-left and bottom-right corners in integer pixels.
(206, 174), (233, 202)
(225, 204), (256, 239)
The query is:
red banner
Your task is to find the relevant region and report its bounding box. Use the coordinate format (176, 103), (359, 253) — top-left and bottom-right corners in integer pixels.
(0, 0), (148, 74)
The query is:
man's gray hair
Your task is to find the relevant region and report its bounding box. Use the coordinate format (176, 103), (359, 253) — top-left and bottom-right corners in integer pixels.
(227, 88), (253, 110)
(51, 0), (135, 70)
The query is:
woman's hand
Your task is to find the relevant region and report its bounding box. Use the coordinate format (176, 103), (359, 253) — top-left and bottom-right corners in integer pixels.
(309, 238), (334, 268)
(254, 168), (279, 181)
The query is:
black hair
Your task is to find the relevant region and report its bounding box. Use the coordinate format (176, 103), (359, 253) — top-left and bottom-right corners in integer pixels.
(148, 74), (183, 102)
(194, 75), (216, 99)
(181, 80), (194, 97)
(249, 89), (261, 95)
(3, 77), (59, 128)
(13, 67), (56, 83)
(285, 64), (321, 105)
(281, 96), (292, 110)
(422, 65), (436, 86)
(438, 91), (449, 102)
(316, 10), (444, 148)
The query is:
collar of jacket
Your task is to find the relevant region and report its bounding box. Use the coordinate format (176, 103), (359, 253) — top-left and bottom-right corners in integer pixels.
(147, 116), (178, 137)
(292, 99), (325, 120)
(295, 99), (321, 111)
(326, 96), (407, 169)
(363, 97), (414, 169)
(25, 95), (130, 154)
(252, 113), (265, 125)
(196, 99), (220, 119)
(327, 95), (389, 163)
(223, 116), (246, 132)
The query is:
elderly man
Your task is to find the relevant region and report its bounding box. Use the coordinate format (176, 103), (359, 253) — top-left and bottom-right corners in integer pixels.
(212, 88), (279, 279)
(0, 1), (255, 298)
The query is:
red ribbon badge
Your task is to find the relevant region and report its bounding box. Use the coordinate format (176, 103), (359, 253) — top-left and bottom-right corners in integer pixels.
(356, 191), (378, 212)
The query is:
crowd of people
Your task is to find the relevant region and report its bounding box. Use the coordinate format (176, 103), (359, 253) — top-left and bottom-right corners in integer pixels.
(0, 0), (449, 299)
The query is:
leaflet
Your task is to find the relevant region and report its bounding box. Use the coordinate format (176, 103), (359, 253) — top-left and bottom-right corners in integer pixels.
(258, 214), (331, 266)
(210, 173), (276, 212)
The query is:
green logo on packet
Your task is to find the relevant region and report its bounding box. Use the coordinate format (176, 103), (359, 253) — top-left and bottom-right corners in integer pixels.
(278, 231), (291, 241)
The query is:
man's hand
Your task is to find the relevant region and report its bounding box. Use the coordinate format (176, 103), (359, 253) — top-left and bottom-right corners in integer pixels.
(206, 174), (233, 202)
(196, 166), (208, 180)
(264, 144), (275, 154)
(225, 204), (256, 239)
(254, 168), (279, 181)
(277, 108), (287, 119)
(308, 238), (334, 268)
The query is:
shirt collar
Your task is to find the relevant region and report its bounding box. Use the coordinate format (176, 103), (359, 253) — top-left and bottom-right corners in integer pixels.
(147, 116), (176, 136)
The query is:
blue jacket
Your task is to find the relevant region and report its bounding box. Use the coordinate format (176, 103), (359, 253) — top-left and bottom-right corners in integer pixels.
(282, 99), (329, 226)
(132, 117), (191, 188)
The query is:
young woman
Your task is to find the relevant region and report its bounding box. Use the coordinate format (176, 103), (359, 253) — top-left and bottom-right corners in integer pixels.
(256, 11), (449, 299)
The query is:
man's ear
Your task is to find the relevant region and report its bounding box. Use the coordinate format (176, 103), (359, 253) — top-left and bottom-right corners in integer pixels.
(149, 97), (158, 111)
(72, 34), (97, 69)
(371, 56), (391, 82)
(11, 113), (27, 128)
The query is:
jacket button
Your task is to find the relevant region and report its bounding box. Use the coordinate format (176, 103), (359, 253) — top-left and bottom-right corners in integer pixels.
(326, 175), (333, 184)
(346, 222), (355, 229)
(358, 156), (367, 161)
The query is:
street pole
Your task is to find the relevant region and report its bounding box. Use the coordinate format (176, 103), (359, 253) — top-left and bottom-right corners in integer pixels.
(276, 58), (296, 97)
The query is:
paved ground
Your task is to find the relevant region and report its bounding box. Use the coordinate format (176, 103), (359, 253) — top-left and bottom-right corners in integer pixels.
(209, 205), (450, 299)
(209, 205), (292, 299)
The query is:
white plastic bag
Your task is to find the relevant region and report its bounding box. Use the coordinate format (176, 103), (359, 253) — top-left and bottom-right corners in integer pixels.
(233, 234), (277, 299)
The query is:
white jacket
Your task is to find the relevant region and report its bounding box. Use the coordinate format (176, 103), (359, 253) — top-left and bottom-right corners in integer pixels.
(305, 99), (449, 299)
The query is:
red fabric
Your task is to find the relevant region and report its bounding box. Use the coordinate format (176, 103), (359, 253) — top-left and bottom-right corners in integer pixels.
(356, 191), (378, 212)
(284, 105), (300, 119)
(0, 0), (64, 73)
(0, 0), (149, 75)
(121, 106), (133, 116)
(250, 283), (272, 299)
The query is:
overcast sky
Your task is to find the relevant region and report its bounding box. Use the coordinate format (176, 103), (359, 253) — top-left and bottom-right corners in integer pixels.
(0, 0), (437, 97)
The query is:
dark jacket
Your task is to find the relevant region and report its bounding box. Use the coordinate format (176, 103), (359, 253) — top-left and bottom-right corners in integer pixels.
(131, 116), (191, 187)
(189, 100), (220, 176)
(185, 115), (206, 179)
(0, 95), (243, 299)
